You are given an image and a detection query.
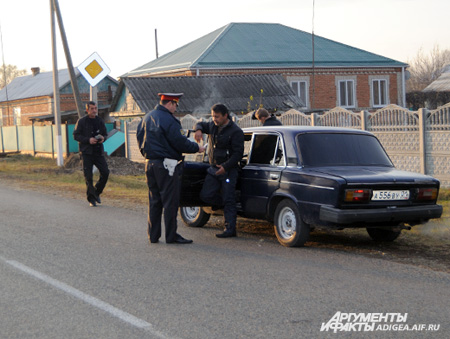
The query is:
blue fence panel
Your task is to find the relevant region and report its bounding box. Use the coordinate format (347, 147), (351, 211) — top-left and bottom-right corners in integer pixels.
(106, 123), (114, 133)
(1, 123), (116, 155)
(2, 126), (18, 151)
(34, 126), (54, 152)
(67, 124), (78, 153)
(58, 125), (68, 153)
(18, 126), (34, 151)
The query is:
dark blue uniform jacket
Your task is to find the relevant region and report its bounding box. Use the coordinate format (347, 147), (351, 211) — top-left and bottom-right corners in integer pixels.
(136, 104), (199, 160)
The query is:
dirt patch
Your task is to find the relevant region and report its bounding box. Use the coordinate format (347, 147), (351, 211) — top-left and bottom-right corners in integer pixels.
(64, 154), (145, 176)
(214, 216), (450, 273)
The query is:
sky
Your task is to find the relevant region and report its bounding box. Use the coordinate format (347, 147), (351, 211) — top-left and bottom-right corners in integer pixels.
(1, 0), (449, 79)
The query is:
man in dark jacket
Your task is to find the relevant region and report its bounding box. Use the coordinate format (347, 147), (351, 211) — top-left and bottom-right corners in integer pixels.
(136, 93), (205, 244)
(194, 103), (244, 238)
(254, 108), (282, 126)
(73, 101), (109, 207)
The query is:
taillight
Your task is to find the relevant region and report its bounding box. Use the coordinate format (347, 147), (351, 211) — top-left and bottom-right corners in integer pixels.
(344, 189), (371, 202)
(416, 188), (438, 201)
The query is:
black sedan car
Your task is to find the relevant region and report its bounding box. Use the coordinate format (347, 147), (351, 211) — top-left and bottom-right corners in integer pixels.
(179, 126), (443, 247)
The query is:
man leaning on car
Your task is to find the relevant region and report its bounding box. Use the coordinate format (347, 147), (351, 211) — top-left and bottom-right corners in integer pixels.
(194, 103), (244, 238)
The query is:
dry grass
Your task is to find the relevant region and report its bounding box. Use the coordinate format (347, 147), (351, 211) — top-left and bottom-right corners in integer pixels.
(0, 154), (148, 210)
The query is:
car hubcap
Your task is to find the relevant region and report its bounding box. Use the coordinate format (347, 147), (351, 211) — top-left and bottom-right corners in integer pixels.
(183, 207), (200, 222)
(278, 207), (296, 239)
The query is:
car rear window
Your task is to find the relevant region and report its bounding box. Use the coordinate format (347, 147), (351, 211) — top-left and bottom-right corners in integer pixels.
(297, 133), (393, 167)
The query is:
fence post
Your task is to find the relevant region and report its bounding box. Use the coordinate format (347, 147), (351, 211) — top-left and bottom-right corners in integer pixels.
(65, 123), (70, 157)
(0, 127), (4, 153)
(16, 125), (19, 152)
(311, 113), (318, 126)
(360, 110), (369, 131)
(32, 124), (36, 156)
(418, 108), (427, 174)
(51, 125), (55, 159)
(124, 121), (129, 160)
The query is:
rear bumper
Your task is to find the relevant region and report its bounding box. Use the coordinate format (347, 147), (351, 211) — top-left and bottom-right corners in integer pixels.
(319, 204), (443, 225)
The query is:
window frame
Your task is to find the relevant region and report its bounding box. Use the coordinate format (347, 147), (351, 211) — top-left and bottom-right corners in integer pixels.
(13, 107), (21, 126)
(370, 77), (389, 108)
(290, 80), (309, 108)
(247, 132), (285, 167)
(337, 79), (356, 108)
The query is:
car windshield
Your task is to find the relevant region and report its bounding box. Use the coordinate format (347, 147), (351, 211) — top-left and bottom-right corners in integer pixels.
(297, 133), (393, 167)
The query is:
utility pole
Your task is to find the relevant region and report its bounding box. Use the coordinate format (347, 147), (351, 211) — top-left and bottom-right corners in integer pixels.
(155, 29), (159, 59)
(52, 0), (84, 119)
(50, 0), (63, 166)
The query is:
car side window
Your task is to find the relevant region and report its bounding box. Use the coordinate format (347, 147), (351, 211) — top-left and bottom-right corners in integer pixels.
(272, 138), (285, 167)
(249, 134), (279, 165)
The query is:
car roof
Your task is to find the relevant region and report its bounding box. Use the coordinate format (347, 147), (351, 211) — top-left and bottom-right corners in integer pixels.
(242, 125), (373, 136)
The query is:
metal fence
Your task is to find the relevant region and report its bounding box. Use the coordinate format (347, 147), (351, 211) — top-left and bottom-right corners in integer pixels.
(0, 123), (115, 157)
(125, 103), (450, 187)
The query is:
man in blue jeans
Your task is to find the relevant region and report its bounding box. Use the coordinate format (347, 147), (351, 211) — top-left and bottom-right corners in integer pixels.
(194, 103), (244, 238)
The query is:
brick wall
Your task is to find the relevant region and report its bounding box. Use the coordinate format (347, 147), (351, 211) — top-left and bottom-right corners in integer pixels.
(173, 67), (404, 111)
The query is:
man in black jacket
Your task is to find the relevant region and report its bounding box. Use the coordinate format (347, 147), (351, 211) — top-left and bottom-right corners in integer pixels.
(73, 101), (109, 207)
(254, 108), (282, 126)
(194, 103), (244, 238)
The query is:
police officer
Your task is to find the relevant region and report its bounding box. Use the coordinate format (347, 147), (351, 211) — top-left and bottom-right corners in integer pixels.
(194, 103), (244, 238)
(137, 93), (205, 244)
(73, 101), (110, 207)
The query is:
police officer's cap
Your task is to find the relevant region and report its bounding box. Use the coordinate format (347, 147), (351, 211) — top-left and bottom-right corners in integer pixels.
(158, 93), (183, 102)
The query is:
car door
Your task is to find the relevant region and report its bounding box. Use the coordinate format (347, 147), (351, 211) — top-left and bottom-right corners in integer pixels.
(240, 132), (285, 218)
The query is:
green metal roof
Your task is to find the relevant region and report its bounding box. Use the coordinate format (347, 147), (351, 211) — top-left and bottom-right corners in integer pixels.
(123, 23), (406, 77)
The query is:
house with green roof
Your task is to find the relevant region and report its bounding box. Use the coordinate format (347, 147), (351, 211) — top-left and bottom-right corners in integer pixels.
(121, 22), (408, 113)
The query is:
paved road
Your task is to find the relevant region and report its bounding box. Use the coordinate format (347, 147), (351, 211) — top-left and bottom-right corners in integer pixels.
(1, 184), (449, 338)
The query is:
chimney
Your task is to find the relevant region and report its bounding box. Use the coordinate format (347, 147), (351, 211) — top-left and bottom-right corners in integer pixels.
(31, 67), (40, 76)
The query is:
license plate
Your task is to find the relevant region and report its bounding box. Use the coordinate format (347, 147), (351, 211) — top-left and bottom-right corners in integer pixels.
(372, 190), (410, 201)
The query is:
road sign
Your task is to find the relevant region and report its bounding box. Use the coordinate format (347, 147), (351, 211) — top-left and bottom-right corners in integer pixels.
(77, 52), (110, 87)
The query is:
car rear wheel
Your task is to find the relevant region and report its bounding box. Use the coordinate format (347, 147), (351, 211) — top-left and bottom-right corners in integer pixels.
(274, 199), (309, 247)
(179, 207), (210, 227)
(366, 227), (401, 242)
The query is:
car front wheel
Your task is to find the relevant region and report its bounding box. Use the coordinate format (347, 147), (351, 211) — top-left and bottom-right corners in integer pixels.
(179, 207), (211, 228)
(366, 227), (401, 242)
(274, 200), (309, 247)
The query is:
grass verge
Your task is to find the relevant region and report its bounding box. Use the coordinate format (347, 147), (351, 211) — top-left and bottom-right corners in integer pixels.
(0, 154), (148, 209)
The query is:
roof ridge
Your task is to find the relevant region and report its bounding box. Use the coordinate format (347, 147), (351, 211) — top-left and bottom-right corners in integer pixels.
(191, 24), (232, 67)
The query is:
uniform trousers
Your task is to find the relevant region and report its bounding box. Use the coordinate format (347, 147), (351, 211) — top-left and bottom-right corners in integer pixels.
(81, 153), (109, 203)
(145, 160), (181, 243)
(200, 167), (239, 233)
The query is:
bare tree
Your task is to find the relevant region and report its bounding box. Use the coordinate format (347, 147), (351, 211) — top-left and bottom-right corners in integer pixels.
(0, 64), (28, 89)
(406, 45), (450, 92)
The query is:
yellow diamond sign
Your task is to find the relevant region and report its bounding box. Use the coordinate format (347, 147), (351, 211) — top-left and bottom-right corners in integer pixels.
(85, 60), (103, 79)
(77, 52), (110, 87)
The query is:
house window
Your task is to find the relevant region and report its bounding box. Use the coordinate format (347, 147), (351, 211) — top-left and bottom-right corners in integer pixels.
(372, 79), (388, 107)
(290, 80), (308, 107)
(13, 107), (21, 126)
(0, 108), (3, 126)
(338, 80), (355, 108)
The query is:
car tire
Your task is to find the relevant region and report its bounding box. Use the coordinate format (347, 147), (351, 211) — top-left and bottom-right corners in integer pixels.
(274, 199), (309, 247)
(179, 207), (211, 228)
(366, 227), (401, 242)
